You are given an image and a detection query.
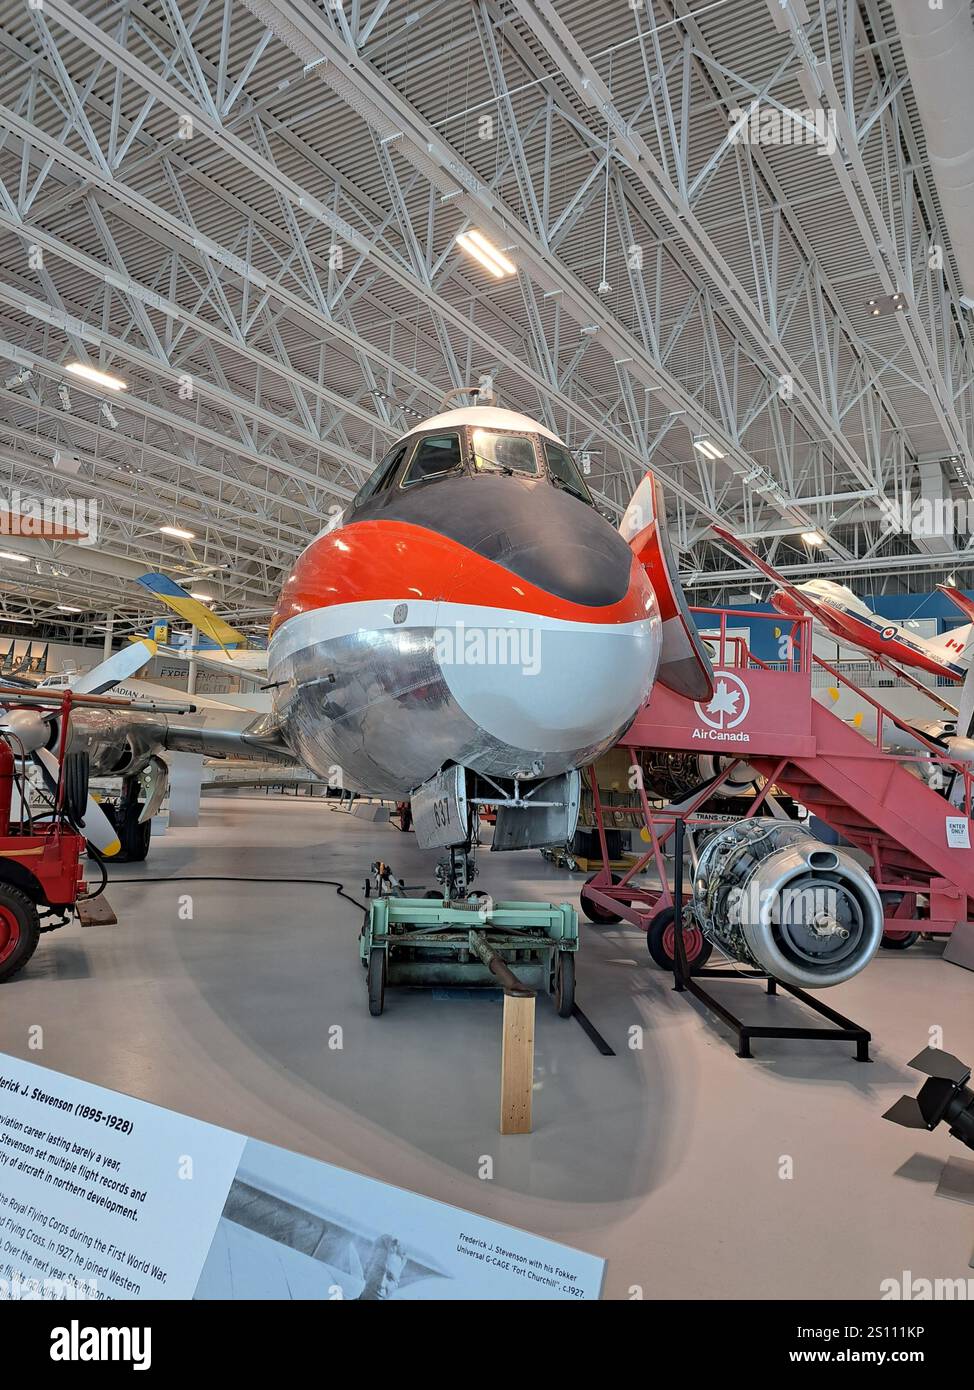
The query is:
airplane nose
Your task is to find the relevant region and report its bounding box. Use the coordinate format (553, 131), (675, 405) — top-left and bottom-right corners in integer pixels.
(436, 601), (661, 769)
(433, 490), (662, 770)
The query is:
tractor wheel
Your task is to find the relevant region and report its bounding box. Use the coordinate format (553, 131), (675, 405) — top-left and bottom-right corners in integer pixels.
(367, 947), (387, 1016)
(647, 906), (713, 973)
(553, 950), (576, 1018)
(580, 873), (623, 924)
(0, 885), (41, 984)
(880, 930), (920, 951)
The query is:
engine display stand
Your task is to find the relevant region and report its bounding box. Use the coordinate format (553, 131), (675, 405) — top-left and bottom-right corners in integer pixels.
(668, 817), (872, 1062)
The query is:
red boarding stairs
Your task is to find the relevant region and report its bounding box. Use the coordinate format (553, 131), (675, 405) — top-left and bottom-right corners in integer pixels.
(582, 610), (974, 940)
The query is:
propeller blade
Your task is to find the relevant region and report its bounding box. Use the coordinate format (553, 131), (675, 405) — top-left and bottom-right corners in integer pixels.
(34, 747), (121, 857)
(71, 638), (158, 695)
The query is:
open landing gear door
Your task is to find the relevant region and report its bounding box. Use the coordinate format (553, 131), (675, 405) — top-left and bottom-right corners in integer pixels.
(491, 771), (581, 852)
(411, 765), (469, 850)
(411, 767), (581, 852)
(621, 472), (714, 702)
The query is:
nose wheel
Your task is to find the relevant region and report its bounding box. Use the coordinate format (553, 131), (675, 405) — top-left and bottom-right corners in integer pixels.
(435, 844), (477, 900)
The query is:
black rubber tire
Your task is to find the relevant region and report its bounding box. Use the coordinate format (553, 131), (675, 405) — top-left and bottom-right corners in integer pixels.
(367, 947), (387, 1016)
(553, 950), (575, 1018)
(63, 751), (89, 826)
(646, 906), (713, 973)
(880, 931), (920, 951)
(580, 873), (623, 924)
(117, 802), (151, 862)
(0, 883), (41, 984)
(423, 889), (442, 900)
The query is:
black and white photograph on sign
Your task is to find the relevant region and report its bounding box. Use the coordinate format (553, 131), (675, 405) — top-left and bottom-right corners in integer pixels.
(194, 1140), (603, 1301)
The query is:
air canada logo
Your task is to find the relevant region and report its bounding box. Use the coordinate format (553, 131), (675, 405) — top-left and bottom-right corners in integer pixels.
(693, 671), (750, 743)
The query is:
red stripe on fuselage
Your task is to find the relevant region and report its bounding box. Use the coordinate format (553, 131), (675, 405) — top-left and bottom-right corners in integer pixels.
(271, 519), (655, 636)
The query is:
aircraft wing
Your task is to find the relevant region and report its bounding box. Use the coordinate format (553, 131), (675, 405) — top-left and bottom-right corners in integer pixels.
(938, 584), (974, 625)
(152, 643), (268, 678)
(135, 572), (248, 650)
(162, 712), (297, 765)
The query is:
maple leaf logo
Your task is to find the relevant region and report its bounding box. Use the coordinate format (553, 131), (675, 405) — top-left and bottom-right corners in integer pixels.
(706, 679), (741, 721)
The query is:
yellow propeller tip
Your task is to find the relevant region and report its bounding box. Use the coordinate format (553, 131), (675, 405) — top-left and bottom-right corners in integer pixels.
(144, 639), (158, 656)
(102, 839), (122, 858)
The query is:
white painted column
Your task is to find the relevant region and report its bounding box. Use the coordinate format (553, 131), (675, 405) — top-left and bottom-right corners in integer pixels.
(102, 611), (114, 660)
(166, 751), (204, 828)
(187, 624), (199, 696)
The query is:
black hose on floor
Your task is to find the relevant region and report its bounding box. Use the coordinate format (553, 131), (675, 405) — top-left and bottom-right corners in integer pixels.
(107, 874), (368, 912)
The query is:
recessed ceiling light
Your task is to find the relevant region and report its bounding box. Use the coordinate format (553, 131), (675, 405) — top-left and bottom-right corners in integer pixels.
(456, 230), (516, 278)
(0, 550), (29, 563)
(65, 362), (127, 391)
(801, 530), (825, 546)
(159, 525), (195, 540)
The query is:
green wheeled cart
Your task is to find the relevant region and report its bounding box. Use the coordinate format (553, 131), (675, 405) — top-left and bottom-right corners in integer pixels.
(359, 895), (579, 1017)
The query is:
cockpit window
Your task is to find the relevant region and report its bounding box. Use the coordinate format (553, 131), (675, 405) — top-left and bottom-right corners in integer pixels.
(401, 432), (463, 486)
(542, 439), (594, 505)
(353, 443), (407, 506)
(471, 429), (539, 476)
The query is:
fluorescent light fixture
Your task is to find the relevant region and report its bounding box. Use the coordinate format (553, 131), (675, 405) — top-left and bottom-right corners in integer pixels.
(57, 604), (82, 613)
(159, 524), (195, 540)
(455, 230), (516, 278)
(801, 530), (825, 546)
(189, 591), (214, 602)
(65, 362), (127, 391)
(692, 437), (726, 460)
(0, 615), (32, 624)
(749, 589), (762, 601)
(0, 550), (29, 563)
(947, 573), (957, 587)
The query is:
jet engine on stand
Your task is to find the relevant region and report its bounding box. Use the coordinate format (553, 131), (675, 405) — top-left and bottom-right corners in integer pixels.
(689, 821), (884, 988)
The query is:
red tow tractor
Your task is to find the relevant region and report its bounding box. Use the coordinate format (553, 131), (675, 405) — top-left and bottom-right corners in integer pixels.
(0, 689), (119, 984)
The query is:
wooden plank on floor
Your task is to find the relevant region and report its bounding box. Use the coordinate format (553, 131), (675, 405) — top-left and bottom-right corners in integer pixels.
(76, 895), (117, 927)
(500, 993), (535, 1135)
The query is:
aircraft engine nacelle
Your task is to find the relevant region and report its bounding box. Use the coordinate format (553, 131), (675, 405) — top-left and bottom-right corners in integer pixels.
(691, 821), (883, 988)
(644, 750), (760, 801)
(65, 710), (167, 779)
